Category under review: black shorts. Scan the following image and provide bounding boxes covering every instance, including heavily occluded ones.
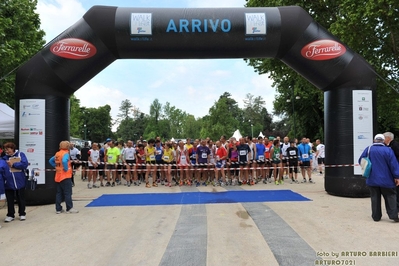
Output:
[282,159,288,164]
[256,159,265,165]
[272,160,281,165]
[107,164,116,170]
[289,166,298,173]
[317,158,325,165]
[301,161,311,168]
[238,161,247,166]
[156,160,164,165]
[197,164,207,169]
[126,160,136,166]
[81,161,89,168]
[98,163,105,176]
[230,161,239,168]
[147,160,156,165]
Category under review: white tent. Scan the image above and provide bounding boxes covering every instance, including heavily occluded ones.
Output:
[258,131,265,138]
[0,103,14,139]
[231,129,242,140]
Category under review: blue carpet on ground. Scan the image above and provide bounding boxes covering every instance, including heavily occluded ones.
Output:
[86,190,311,207]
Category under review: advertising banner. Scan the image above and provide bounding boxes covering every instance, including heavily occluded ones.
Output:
[19,99,46,184]
[353,91,373,175]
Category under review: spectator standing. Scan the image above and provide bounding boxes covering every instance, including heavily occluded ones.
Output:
[383,132,399,209]
[359,134,399,222]
[49,141,79,214]
[2,142,29,222]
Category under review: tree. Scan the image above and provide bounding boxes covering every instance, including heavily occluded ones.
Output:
[0,0,45,107]
[163,102,187,139]
[149,98,162,124]
[117,99,133,121]
[246,0,399,138]
[203,95,241,141]
[84,105,113,143]
[242,93,272,137]
[69,95,83,138]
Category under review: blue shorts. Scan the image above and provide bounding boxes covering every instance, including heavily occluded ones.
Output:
[216,160,226,169]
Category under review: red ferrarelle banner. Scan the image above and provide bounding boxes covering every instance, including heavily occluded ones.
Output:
[301,39,346,61]
[50,38,97,59]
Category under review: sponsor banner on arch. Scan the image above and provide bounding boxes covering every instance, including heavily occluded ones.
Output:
[19,99,45,184]
[352,91,373,175]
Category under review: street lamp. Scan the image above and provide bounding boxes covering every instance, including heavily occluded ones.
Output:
[287,94,300,140]
[83,124,87,141]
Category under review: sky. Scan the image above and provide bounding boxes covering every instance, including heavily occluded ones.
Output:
[36,0,276,129]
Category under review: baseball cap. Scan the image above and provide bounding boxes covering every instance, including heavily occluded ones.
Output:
[374,134,385,141]
[106,138,111,142]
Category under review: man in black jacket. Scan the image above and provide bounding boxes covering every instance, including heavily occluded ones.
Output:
[384,132,399,208]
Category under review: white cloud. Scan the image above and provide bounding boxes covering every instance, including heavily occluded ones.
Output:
[37,0,86,42]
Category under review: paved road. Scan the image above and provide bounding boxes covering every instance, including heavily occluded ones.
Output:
[1,174,399,266]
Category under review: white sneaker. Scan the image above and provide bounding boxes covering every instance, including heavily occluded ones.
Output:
[20,216,26,221]
[56,209,65,214]
[66,208,79,214]
[4,216,14,222]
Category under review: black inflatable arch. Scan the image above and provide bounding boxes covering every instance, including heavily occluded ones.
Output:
[15,6,376,205]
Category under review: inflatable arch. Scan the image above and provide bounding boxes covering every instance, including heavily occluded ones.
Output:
[15,6,376,205]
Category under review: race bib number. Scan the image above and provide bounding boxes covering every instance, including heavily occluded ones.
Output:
[239,150,247,156]
[108,155,113,160]
[265,148,269,152]
[181,155,186,161]
[163,156,169,160]
[302,154,309,159]
[126,151,134,159]
[289,150,296,156]
[216,155,220,161]
[202,153,207,159]
[275,154,280,159]
[150,155,155,160]
[258,155,264,160]
[156,150,162,155]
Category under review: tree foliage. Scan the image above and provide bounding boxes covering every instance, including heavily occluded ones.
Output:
[246,0,399,138]
[0,0,45,108]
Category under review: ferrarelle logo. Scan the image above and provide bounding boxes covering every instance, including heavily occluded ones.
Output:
[301,40,346,60]
[50,38,97,59]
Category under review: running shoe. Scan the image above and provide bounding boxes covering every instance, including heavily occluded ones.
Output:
[111,182,115,187]
[153,182,158,187]
[202,182,207,186]
[309,179,315,183]
[146,183,151,188]
[179,180,183,186]
[275,180,279,185]
[301,179,307,183]
[279,180,284,185]
[196,182,200,187]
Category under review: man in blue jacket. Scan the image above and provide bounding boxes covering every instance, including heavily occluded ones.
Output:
[359,134,399,222]
[2,142,29,222]
[0,159,6,228]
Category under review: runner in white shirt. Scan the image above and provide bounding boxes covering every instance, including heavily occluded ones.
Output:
[280,136,290,180]
[87,143,100,189]
[316,139,325,175]
[123,140,137,187]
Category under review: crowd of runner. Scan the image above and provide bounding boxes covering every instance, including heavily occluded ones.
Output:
[70,135,325,189]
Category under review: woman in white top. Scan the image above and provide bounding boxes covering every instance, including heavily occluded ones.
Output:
[177,141,190,186]
[88,143,100,188]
